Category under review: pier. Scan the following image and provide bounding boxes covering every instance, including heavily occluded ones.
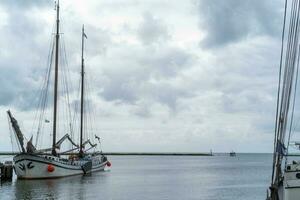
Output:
[0,161,13,181]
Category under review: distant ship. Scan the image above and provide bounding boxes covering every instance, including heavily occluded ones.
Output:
[7,1,110,179]
[267,0,300,199]
[229,151,236,157]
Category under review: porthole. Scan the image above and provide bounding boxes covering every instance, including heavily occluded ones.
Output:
[296,173,300,179]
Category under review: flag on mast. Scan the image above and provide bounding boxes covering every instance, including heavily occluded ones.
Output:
[83,32,87,39]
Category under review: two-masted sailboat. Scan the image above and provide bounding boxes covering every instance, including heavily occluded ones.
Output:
[267,0,300,199]
[7,1,110,179]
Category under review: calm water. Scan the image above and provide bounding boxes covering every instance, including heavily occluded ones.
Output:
[0,154,272,200]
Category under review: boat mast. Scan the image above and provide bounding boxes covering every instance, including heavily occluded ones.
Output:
[52,0,60,156]
[269,1,299,199]
[79,25,86,156]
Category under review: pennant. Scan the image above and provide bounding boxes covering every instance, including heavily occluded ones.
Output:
[83,32,88,39]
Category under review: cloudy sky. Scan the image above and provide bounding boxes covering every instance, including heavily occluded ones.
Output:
[0,0,292,153]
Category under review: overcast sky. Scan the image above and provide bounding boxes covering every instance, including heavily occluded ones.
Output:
[0,0,291,153]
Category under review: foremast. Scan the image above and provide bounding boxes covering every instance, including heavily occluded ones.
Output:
[52,0,60,156]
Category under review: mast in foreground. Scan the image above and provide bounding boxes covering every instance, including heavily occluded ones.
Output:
[268,0,300,199]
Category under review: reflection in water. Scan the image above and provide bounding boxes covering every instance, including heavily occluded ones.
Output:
[13,172,109,200]
[15,178,60,199]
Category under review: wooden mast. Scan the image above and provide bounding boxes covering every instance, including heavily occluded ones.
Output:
[79,25,86,156]
[52,0,60,156]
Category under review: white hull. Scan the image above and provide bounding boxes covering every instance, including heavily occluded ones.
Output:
[284,188,300,200]
[270,162,300,200]
[283,170,300,200]
[13,153,107,179]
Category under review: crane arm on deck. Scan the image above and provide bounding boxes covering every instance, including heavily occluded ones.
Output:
[7,110,26,153]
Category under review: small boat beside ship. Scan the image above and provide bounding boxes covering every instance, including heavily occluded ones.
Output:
[7,1,110,179]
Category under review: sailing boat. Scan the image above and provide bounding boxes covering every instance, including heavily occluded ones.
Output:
[267,0,300,199]
[7,1,110,179]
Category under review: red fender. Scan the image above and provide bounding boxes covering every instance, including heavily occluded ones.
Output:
[106,161,111,167]
[47,164,55,172]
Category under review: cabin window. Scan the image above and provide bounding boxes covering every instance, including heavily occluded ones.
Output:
[296,173,300,179]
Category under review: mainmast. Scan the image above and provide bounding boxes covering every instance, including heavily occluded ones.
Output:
[52,0,60,156]
[79,25,86,156]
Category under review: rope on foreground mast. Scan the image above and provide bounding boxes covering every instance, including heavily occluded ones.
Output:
[285,43,300,166]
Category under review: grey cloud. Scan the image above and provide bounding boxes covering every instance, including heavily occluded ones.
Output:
[0,2,77,110]
[221,90,274,114]
[139,47,194,78]
[1,0,50,9]
[98,46,195,113]
[146,83,192,111]
[0,67,20,105]
[201,35,281,115]
[137,12,170,45]
[131,101,152,118]
[100,78,138,103]
[0,9,49,109]
[61,20,112,62]
[0,65,40,110]
[196,0,282,48]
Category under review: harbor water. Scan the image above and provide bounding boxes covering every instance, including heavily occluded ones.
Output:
[0,154,272,200]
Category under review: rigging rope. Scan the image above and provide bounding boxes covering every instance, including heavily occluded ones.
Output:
[272,0,300,190]
[272,0,288,184]
[31,22,56,148]
[285,43,300,167]
[61,35,74,139]
[35,37,55,147]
